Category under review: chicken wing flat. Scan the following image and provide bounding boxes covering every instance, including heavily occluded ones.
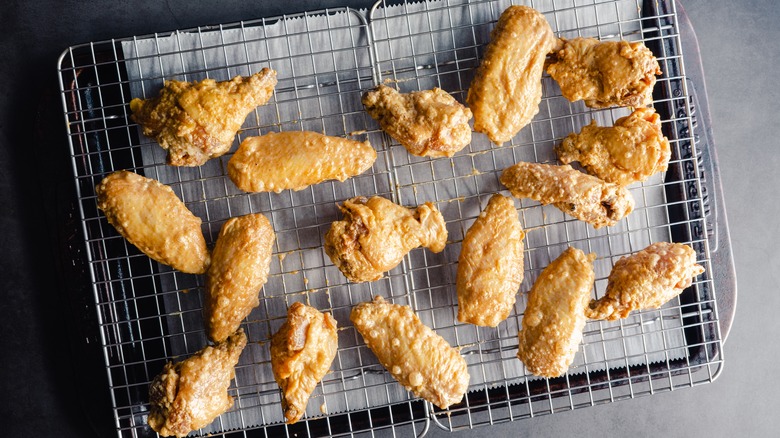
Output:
[270,302,339,424]
[351,296,469,409]
[556,107,671,186]
[457,194,525,327]
[95,170,209,274]
[466,5,556,145]
[546,38,662,108]
[324,196,447,283]
[500,162,634,228]
[148,329,247,437]
[517,247,595,378]
[227,131,376,193]
[130,69,277,166]
[586,242,705,320]
[362,85,472,158]
[205,213,275,343]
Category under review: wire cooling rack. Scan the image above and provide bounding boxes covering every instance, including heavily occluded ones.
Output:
[57,0,723,437]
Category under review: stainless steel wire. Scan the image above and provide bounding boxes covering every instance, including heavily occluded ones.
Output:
[57,1,722,437]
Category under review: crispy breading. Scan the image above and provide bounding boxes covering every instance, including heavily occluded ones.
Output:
[95,170,209,274]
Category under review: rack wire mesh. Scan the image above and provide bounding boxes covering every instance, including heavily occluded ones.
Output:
[57,0,723,437]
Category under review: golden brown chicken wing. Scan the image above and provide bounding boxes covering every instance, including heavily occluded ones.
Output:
[517,247,595,378]
[324,196,447,283]
[556,107,671,186]
[205,213,275,343]
[270,302,339,424]
[362,85,472,157]
[586,242,705,320]
[351,296,469,409]
[546,38,662,108]
[466,5,556,145]
[456,194,525,327]
[148,329,247,437]
[130,69,277,166]
[227,131,376,193]
[95,170,209,274]
[500,162,634,228]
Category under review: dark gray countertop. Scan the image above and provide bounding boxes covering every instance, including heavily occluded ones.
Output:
[1,0,776,436]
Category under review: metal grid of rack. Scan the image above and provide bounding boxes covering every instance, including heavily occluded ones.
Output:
[57,0,722,436]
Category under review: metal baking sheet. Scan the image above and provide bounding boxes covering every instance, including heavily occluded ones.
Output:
[57,0,723,436]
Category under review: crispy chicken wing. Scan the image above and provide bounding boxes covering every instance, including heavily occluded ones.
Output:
[362,85,472,157]
[130,69,277,166]
[227,131,376,193]
[500,162,634,228]
[586,242,705,320]
[205,213,275,343]
[324,196,447,283]
[270,302,339,424]
[517,247,595,378]
[351,296,469,409]
[556,107,671,186]
[546,38,662,108]
[457,195,525,327]
[95,170,209,274]
[467,5,556,145]
[148,329,247,437]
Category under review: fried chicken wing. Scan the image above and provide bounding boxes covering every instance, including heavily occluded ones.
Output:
[546,38,662,108]
[227,131,376,193]
[270,302,339,424]
[556,107,671,186]
[517,247,595,378]
[351,296,469,409]
[95,170,209,274]
[324,196,447,283]
[362,85,472,157]
[130,69,277,166]
[467,5,556,145]
[586,242,705,320]
[148,329,247,437]
[205,213,275,343]
[500,162,634,228]
[456,195,525,327]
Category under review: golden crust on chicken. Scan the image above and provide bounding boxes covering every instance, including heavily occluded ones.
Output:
[130,69,277,166]
[556,107,670,186]
[546,38,661,108]
[586,242,705,320]
[467,5,556,145]
[457,194,525,327]
[362,85,472,157]
[517,247,595,378]
[95,170,210,274]
[271,303,338,424]
[351,296,469,409]
[205,213,275,343]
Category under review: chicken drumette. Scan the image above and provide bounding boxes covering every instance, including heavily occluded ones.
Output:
[148,329,247,437]
[467,5,556,145]
[95,170,210,274]
[546,38,662,109]
[586,242,705,320]
[351,296,470,409]
[130,69,277,166]
[517,247,595,378]
[227,131,376,193]
[500,162,634,228]
[324,196,447,283]
[457,194,526,327]
[556,107,670,186]
[362,84,472,158]
[205,213,275,343]
[271,302,339,424]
